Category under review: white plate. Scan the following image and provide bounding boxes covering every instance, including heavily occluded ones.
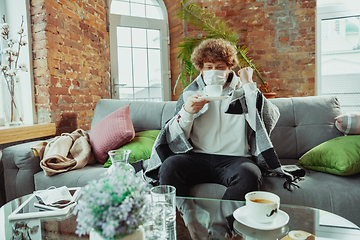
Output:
[233,221,289,239]
[199,96,229,101]
[233,206,289,230]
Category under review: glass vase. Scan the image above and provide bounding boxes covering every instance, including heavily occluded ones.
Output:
[2,77,24,126]
[107,149,135,174]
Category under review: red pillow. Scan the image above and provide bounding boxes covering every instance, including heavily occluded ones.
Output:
[90,105,135,164]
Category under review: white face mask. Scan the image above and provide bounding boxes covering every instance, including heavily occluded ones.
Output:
[202,70,227,86]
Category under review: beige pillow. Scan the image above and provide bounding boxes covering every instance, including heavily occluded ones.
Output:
[335,113,360,135]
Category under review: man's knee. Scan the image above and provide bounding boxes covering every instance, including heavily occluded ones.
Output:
[159,155,187,183]
[160,155,180,173]
[242,162,262,180]
[231,161,262,186]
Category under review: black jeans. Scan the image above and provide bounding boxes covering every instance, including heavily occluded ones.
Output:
[159,152,262,201]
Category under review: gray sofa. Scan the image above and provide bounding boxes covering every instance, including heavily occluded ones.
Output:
[3,95,360,226]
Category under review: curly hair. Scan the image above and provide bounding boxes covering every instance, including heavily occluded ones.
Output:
[190,38,239,71]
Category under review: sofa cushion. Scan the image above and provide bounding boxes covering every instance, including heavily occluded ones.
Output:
[91,100,177,132]
[90,106,135,164]
[34,165,106,190]
[103,130,160,166]
[261,167,360,227]
[2,141,44,201]
[335,113,360,135]
[296,135,360,176]
[269,96,343,159]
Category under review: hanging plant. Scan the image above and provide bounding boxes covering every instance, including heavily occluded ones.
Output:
[174,0,270,95]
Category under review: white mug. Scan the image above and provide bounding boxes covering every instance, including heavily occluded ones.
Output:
[245,191,280,223]
[203,85,222,96]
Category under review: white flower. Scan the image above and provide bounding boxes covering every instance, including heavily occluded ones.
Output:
[7,39,15,48]
[1,23,9,30]
[7,69,17,76]
[0,65,9,72]
[19,40,27,47]
[3,48,11,55]
[11,50,18,57]
[19,64,28,72]
[1,23,9,36]
[2,48,17,58]
[17,27,24,34]
[74,168,151,238]
[1,16,27,108]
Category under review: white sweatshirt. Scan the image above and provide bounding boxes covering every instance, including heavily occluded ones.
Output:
[178,81,257,157]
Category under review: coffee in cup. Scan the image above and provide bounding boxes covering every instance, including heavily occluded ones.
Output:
[245,191,280,223]
[204,85,222,97]
[251,199,274,204]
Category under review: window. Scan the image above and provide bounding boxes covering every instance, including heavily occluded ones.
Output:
[0,0,35,125]
[317,0,360,113]
[111,0,164,19]
[109,0,170,102]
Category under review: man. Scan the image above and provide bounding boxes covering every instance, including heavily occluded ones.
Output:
[141,38,284,239]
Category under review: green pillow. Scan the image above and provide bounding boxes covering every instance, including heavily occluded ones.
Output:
[103,130,160,168]
[297,135,360,176]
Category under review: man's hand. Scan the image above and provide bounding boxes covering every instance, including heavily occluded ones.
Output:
[184,94,209,114]
[238,67,253,84]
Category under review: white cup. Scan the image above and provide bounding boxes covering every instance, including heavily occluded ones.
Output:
[245,191,280,223]
[204,85,222,96]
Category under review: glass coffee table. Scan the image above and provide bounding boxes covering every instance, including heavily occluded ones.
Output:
[1,194,359,240]
[176,197,360,240]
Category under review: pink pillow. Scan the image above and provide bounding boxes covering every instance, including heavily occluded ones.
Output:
[335,113,360,135]
[90,106,135,164]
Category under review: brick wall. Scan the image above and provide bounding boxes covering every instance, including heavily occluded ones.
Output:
[28,0,315,134]
[31,0,110,135]
[170,0,316,98]
[164,0,185,100]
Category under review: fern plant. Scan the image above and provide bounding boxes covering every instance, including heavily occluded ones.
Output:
[174,0,268,94]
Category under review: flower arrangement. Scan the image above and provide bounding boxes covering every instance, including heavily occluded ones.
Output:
[74,167,151,239]
[1,15,27,124]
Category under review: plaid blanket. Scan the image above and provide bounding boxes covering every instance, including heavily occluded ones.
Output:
[138,73,294,186]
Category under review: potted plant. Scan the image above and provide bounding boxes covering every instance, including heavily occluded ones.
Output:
[74,166,151,240]
[1,15,28,126]
[174,0,276,98]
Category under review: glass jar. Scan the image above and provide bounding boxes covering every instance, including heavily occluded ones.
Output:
[107,149,135,174]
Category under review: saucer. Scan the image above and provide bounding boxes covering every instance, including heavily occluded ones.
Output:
[199,96,229,101]
[233,206,289,230]
[233,221,289,239]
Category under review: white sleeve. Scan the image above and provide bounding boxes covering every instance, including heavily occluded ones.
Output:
[178,105,194,139]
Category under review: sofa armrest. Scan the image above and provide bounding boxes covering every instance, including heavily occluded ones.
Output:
[2,141,43,202]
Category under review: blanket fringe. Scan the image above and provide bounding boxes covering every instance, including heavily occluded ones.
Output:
[283,176,304,191]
